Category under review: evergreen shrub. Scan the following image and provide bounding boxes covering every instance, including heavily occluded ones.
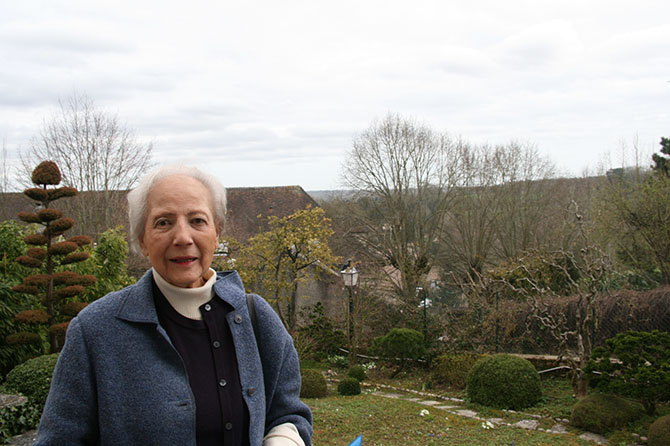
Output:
[347,365,366,382]
[432,352,483,389]
[570,393,643,434]
[648,414,670,446]
[0,400,40,441]
[466,353,542,410]
[370,328,425,365]
[337,377,361,396]
[5,353,59,408]
[300,369,327,398]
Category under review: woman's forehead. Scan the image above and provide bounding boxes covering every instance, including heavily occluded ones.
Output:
[146,175,214,214]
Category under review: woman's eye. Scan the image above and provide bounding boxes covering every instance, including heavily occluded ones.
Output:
[192,217,206,225]
[155,219,170,227]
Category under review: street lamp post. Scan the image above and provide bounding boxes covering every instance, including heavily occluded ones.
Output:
[341,263,359,365]
[416,286,426,343]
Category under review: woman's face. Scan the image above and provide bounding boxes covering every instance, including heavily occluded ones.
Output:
[139,174,219,288]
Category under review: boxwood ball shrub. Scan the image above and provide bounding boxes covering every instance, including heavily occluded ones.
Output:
[570,393,643,434]
[648,414,670,446]
[347,365,366,382]
[466,353,542,410]
[300,369,328,398]
[5,353,59,408]
[338,377,361,396]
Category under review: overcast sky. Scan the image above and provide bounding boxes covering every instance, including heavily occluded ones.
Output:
[1,0,668,191]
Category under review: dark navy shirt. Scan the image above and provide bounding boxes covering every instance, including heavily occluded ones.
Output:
[153,281,250,446]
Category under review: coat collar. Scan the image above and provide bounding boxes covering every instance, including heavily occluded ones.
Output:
[116,269,247,324]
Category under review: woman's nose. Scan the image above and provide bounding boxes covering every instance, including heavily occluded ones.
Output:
[173,220,193,245]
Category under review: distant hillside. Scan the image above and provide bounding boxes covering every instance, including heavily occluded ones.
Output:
[306,190,356,202]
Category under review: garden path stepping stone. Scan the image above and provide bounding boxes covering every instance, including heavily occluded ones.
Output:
[373,392,403,399]
[579,432,608,445]
[434,405,456,410]
[548,424,569,434]
[453,409,479,418]
[418,400,441,406]
[514,419,540,430]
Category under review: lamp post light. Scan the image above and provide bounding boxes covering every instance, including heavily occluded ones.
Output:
[341,263,359,365]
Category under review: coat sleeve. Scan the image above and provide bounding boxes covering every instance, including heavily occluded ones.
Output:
[254,296,313,446]
[34,317,99,445]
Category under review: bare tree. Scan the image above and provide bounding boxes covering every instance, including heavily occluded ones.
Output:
[21,94,153,238]
[478,204,614,397]
[439,142,556,281]
[341,114,465,305]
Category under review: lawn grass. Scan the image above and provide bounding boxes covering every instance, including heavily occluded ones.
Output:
[305,365,669,445]
[307,392,593,446]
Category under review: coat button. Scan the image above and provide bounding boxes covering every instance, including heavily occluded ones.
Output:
[219,379,227,387]
[225,422,233,430]
[234,314,243,324]
[204,304,212,312]
[212,340,221,348]
[248,387,256,396]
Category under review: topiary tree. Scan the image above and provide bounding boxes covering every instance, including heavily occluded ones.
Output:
[586,330,670,415]
[347,365,366,382]
[466,353,542,410]
[8,161,95,353]
[370,328,425,376]
[300,369,328,398]
[648,414,670,446]
[337,377,361,396]
[570,393,643,434]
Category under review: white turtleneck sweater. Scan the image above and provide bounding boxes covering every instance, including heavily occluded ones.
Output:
[150,268,305,446]
[152,268,216,320]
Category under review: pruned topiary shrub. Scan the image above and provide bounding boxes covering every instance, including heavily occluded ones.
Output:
[300,369,328,398]
[338,377,361,396]
[370,328,425,376]
[570,393,644,434]
[348,365,366,382]
[432,352,483,389]
[648,414,670,446]
[466,353,542,410]
[5,353,59,409]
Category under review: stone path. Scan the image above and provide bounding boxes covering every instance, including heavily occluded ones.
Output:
[365,383,612,445]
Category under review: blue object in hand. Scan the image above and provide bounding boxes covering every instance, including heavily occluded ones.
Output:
[348,435,362,446]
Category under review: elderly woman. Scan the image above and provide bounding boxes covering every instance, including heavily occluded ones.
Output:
[35,165,313,446]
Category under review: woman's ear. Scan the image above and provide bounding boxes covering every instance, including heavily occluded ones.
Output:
[139,235,149,257]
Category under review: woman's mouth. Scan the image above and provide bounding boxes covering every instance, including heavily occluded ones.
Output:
[171,257,197,264]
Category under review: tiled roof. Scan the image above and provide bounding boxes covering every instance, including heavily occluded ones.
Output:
[225,186,320,241]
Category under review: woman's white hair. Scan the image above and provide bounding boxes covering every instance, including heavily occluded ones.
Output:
[127,164,227,254]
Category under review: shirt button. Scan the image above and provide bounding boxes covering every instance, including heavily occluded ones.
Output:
[225,422,233,431]
[248,387,256,396]
[212,340,221,348]
[204,304,212,311]
[219,379,227,387]
[234,314,243,324]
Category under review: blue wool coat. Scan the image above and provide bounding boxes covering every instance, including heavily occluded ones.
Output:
[34,270,313,446]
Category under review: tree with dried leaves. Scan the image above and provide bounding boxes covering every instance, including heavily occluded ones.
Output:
[21,94,153,238]
[235,206,338,332]
[9,161,95,353]
[340,114,465,306]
